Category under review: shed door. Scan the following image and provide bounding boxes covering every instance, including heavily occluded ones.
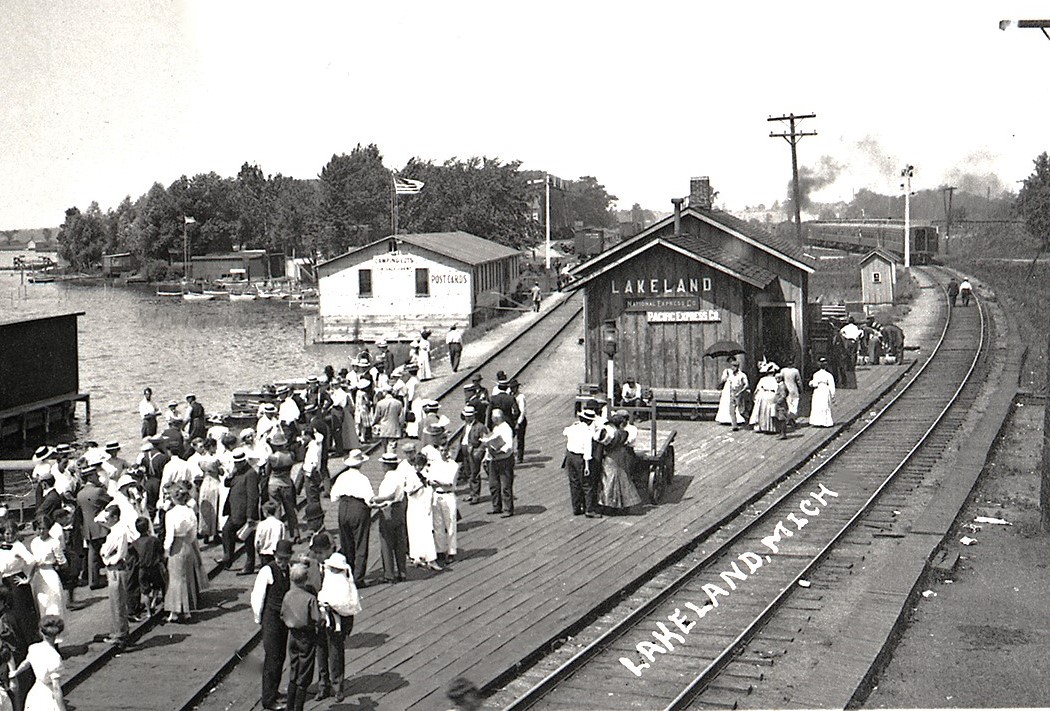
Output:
[759,304,795,366]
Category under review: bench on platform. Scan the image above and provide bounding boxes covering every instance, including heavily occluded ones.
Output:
[648,387,720,420]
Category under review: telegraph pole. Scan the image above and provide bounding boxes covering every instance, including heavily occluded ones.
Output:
[768,113,817,248]
[900,165,914,268]
[941,185,956,256]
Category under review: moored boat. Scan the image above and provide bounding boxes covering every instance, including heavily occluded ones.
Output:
[182,292,215,302]
[229,292,257,302]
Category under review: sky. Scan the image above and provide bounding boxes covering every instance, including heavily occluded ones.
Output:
[2,0,1050,229]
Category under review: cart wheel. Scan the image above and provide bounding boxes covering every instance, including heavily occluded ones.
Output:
[648,463,665,505]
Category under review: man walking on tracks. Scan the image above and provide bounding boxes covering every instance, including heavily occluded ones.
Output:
[947,277,960,307]
[445,324,463,372]
[959,278,973,306]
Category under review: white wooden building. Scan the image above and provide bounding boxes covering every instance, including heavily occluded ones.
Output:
[316,231,521,343]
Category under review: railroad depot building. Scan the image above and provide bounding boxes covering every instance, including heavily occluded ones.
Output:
[316,231,520,342]
[570,177,814,391]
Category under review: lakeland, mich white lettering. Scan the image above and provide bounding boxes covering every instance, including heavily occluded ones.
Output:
[618,483,839,677]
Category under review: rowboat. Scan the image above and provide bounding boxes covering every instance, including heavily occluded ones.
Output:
[156,289,182,297]
[182,292,214,302]
[203,289,230,298]
[229,292,257,302]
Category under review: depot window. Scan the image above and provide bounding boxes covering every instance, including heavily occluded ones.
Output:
[415,268,430,296]
[358,269,373,297]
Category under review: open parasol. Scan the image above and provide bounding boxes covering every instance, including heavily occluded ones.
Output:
[704,340,745,358]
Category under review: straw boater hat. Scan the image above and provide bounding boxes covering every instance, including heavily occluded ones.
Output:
[185,393,196,401]
[380,452,400,466]
[344,449,369,467]
[104,441,121,453]
[579,408,596,422]
[231,448,248,463]
[422,400,440,413]
[462,404,477,418]
[423,422,447,438]
[306,376,319,384]
[262,403,278,414]
[32,446,54,463]
[55,443,74,457]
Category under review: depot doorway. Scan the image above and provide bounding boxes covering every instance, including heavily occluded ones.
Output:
[759,303,796,366]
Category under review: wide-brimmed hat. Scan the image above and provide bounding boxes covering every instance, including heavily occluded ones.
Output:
[344,449,369,467]
[167,400,179,408]
[231,448,248,463]
[323,551,351,572]
[116,474,137,490]
[104,440,121,453]
[185,393,196,401]
[380,452,400,465]
[32,446,54,462]
[356,379,372,389]
[269,430,289,447]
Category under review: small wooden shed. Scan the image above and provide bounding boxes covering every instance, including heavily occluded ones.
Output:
[859,249,897,305]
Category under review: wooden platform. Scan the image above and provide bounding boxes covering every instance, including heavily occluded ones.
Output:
[61,305,919,711]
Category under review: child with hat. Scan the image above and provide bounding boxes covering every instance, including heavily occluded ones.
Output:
[280,562,323,711]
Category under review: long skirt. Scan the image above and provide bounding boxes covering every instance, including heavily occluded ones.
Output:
[598,449,643,510]
[810,387,834,427]
[715,384,745,425]
[164,534,205,614]
[406,488,436,564]
[341,412,360,451]
[31,566,64,619]
[749,392,778,433]
[198,475,222,538]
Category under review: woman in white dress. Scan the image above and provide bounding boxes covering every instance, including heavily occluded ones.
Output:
[749,362,780,434]
[30,515,65,620]
[403,453,441,571]
[809,357,836,427]
[416,330,433,380]
[715,357,749,429]
[13,615,65,711]
[164,485,205,622]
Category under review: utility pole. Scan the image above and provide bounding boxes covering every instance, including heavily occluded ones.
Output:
[768,113,817,248]
[941,185,956,256]
[545,174,552,270]
[900,165,915,269]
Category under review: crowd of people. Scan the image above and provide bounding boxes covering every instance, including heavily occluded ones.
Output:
[0,330,534,710]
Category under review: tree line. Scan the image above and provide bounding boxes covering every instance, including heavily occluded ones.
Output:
[56,143,617,277]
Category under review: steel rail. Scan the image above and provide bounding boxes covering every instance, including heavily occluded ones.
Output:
[502,270,973,711]
[664,277,985,710]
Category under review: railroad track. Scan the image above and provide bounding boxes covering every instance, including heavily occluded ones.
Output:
[496,272,986,711]
[60,293,583,711]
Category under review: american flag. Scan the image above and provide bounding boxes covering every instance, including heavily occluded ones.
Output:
[393,176,424,195]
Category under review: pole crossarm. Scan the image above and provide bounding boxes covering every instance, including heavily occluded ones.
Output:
[767,112,818,248]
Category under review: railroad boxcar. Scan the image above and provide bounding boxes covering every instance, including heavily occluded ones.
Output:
[803,220,939,264]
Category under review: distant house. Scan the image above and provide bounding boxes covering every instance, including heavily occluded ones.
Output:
[0,227,61,268]
[189,250,269,282]
[316,231,520,343]
[102,252,136,277]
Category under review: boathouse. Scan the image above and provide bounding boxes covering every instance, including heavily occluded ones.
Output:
[569,177,814,391]
[189,250,269,282]
[0,312,89,445]
[316,232,520,342]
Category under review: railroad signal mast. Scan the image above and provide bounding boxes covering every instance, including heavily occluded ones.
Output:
[900,165,915,269]
[768,112,817,248]
[941,185,956,257]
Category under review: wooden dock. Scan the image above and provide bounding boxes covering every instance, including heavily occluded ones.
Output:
[58,310,920,711]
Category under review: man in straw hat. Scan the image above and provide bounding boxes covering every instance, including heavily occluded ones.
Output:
[266,430,300,543]
[330,449,375,587]
[419,401,450,449]
[563,408,601,517]
[481,408,516,517]
[447,404,489,505]
[77,464,112,589]
[420,423,458,564]
[372,452,408,583]
[221,448,260,574]
[445,324,463,372]
[257,402,280,442]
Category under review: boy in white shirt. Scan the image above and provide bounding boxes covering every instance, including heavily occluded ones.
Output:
[255,501,287,567]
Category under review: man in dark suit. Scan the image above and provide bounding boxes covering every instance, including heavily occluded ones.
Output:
[36,469,63,523]
[486,376,520,431]
[77,467,112,589]
[185,393,207,443]
[447,405,490,504]
[222,448,260,575]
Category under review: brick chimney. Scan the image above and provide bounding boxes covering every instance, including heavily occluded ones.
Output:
[690,176,712,210]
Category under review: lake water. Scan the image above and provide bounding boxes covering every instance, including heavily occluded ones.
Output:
[1,272,355,454]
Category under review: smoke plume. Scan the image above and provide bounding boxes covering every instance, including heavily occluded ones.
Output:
[789,155,843,212]
[854,135,900,180]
